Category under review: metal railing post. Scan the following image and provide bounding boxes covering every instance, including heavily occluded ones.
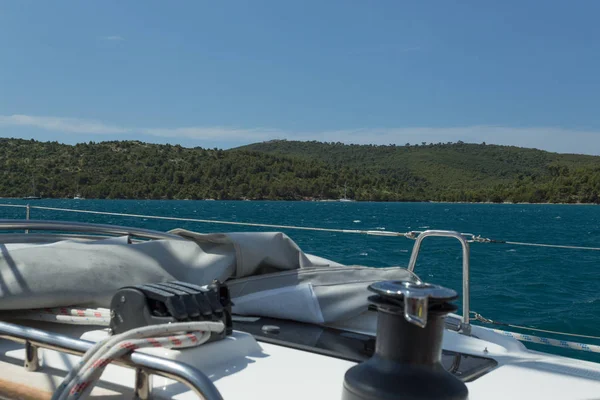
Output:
[24,341,39,371]
[25,204,30,233]
[0,220,186,241]
[407,230,471,335]
[135,368,152,400]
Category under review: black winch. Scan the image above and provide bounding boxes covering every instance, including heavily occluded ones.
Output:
[109,280,232,341]
[342,280,468,400]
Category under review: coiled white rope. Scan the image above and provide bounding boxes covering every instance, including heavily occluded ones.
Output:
[52,321,225,400]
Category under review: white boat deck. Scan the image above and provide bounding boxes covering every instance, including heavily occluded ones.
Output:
[1,318,599,400]
[0,216,598,399]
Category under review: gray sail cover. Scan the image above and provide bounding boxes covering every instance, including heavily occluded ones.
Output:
[0,230,418,324]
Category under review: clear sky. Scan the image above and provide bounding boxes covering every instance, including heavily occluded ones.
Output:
[1,1,600,154]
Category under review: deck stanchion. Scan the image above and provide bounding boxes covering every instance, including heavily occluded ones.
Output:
[25,204,30,233]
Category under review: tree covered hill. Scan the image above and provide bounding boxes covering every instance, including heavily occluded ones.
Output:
[1,137,599,203]
[237,140,600,203]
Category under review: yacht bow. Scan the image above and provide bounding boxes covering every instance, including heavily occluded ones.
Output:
[0,206,598,399]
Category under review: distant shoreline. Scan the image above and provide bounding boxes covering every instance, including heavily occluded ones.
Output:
[0,197,597,205]
[4,138,600,204]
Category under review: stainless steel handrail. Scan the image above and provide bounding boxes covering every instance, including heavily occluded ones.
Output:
[0,219,186,241]
[407,230,471,335]
[0,320,223,400]
[0,233,142,244]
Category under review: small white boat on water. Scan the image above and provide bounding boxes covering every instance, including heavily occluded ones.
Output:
[339,182,356,202]
[0,204,598,400]
[22,177,41,200]
[73,183,84,200]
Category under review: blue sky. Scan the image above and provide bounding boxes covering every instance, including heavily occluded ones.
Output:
[1,1,600,154]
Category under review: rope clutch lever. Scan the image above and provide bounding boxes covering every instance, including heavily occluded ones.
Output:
[109,280,232,341]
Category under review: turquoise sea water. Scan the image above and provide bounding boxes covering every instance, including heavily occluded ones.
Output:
[1,199,599,362]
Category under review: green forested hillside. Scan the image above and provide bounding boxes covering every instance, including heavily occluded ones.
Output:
[1,138,600,203]
[238,140,600,203]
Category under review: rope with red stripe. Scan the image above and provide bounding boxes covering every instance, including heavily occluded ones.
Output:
[69,332,208,399]
[11,307,111,326]
[52,321,225,400]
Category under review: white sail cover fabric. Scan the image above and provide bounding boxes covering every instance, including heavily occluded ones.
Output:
[0,229,418,324]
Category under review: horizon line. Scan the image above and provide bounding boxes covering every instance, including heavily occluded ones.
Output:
[1,114,599,156]
[0,135,597,157]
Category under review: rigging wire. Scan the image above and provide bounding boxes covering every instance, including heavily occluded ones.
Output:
[1,203,600,250]
[2,203,600,353]
[471,312,600,341]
